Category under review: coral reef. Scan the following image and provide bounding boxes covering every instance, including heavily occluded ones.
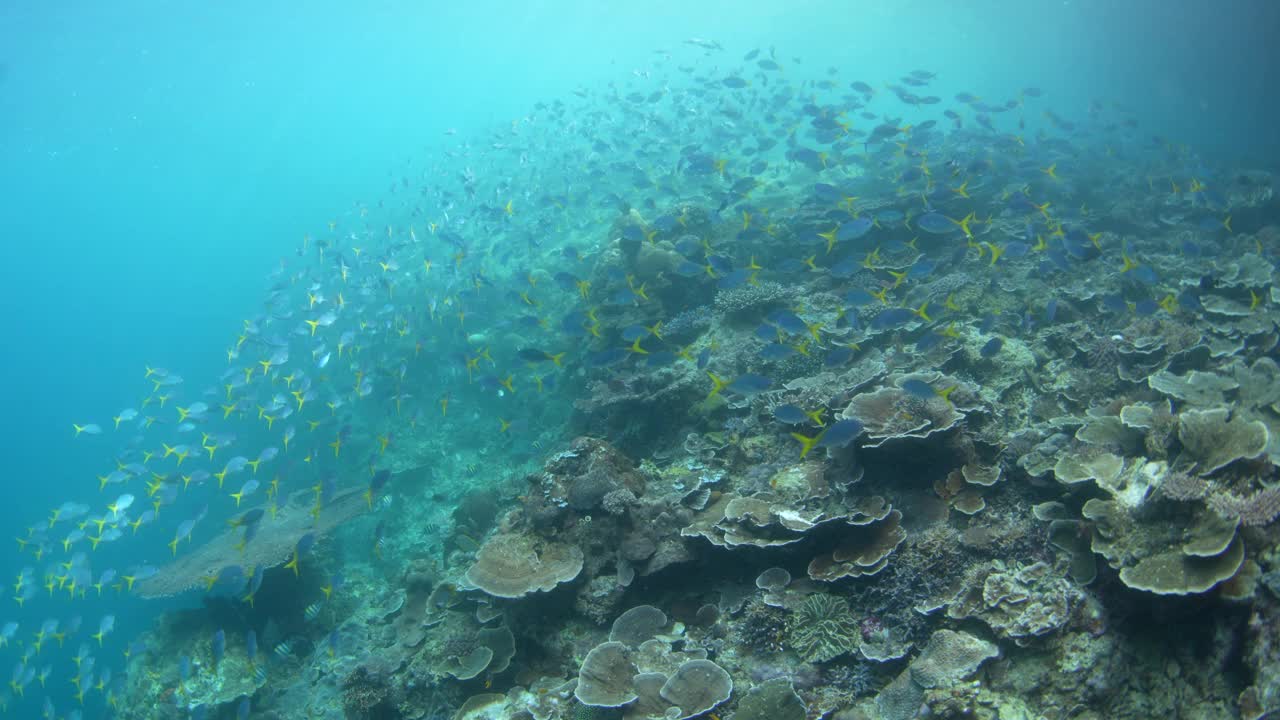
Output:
[104,134,1280,720]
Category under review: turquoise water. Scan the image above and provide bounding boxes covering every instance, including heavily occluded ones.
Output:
[2,1,1279,718]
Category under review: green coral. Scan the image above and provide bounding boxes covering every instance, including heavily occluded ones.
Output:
[733,678,806,720]
[786,593,859,663]
[573,703,622,720]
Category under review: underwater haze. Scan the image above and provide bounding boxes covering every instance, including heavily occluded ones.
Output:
[2,1,1280,718]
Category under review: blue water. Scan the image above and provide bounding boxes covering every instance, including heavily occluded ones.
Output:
[1,0,1278,716]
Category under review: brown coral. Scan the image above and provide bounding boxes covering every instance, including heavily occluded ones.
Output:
[464,532,584,599]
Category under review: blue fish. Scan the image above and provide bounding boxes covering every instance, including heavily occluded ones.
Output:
[1045,249,1071,271]
[590,348,628,367]
[1197,216,1227,232]
[1004,242,1030,258]
[824,345,855,367]
[728,374,773,394]
[653,215,678,232]
[1134,298,1159,316]
[980,337,1003,358]
[621,325,649,342]
[560,311,590,336]
[1101,294,1127,313]
[697,348,712,369]
[754,324,780,341]
[837,217,873,242]
[768,310,807,335]
[831,256,861,278]
[871,307,914,329]
[908,260,936,279]
[707,255,734,275]
[212,629,225,666]
[1177,290,1203,312]
[647,351,677,367]
[1044,299,1058,323]
[791,147,827,171]
[675,260,705,278]
[1130,266,1158,285]
[916,332,945,352]
[1062,230,1100,260]
[295,533,317,556]
[817,419,864,448]
[674,236,702,257]
[814,183,842,203]
[717,268,752,289]
[844,289,876,306]
[776,258,807,274]
[760,343,797,361]
[608,289,639,306]
[210,565,248,595]
[773,404,810,424]
[916,212,957,234]
[553,272,579,292]
[901,379,936,399]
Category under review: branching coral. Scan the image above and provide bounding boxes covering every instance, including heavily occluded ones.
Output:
[1207,487,1280,527]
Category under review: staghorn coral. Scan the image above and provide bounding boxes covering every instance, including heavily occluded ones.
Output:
[1161,468,1212,501]
[713,281,791,320]
[342,667,399,720]
[663,305,712,342]
[1086,334,1121,371]
[1207,486,1280,527]
[731,600,787,653]
[601,488,637,515]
